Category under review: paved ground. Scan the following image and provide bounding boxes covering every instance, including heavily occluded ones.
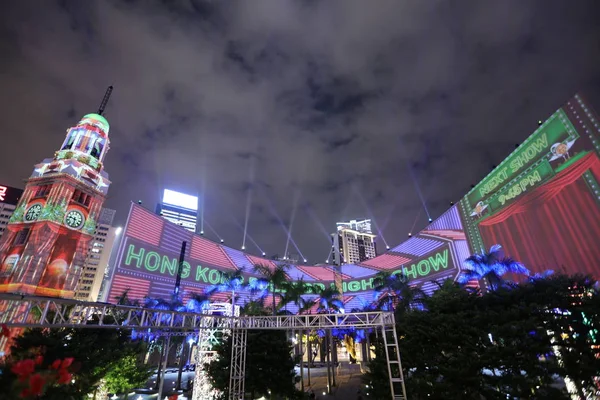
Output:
[300,363,365,399]
[113,365,365,399]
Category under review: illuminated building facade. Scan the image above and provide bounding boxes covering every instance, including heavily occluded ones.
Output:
[0,185,24,240]
[156,189,199,233]
[74,208,119,301]
[332,219,377,265]
[0,109,112,298]
[105,93,600,312]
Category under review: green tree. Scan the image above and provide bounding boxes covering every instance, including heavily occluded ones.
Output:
[362,340,392,399]
[206,330,300,400]
[103,353,153,398]
[0,319,147,399]
[526,275,600,398]
[366,275,600,399]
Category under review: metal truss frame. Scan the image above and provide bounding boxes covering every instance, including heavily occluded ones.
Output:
[0,294,406,400]
[229,327,247,400]
[192,302,240,400]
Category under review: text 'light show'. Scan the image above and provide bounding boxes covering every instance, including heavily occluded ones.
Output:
[106,94,600,310]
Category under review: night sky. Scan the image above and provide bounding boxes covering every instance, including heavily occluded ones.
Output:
[1,0,599,264]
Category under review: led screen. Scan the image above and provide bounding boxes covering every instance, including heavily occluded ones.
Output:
[458,94,600,278]
[106,202,470,312]
[162,189,198,211]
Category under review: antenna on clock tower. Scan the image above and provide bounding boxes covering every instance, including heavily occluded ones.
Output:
[98,86,113,116]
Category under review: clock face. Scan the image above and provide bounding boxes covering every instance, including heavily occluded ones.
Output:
[24,204,43,222]
[64,210,85,230]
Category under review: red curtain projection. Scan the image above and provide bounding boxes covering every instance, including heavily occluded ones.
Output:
[37,232,78,293]
[478,153,600,277]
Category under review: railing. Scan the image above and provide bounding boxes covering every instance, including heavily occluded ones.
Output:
[0,293,394,331]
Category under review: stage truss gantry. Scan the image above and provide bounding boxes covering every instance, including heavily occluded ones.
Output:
[0,294,407,400]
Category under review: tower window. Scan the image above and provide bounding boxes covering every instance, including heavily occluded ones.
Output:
[33,185,51,198]
[62,132,77,150]
[72,189,91,207]
[14,228,31,245]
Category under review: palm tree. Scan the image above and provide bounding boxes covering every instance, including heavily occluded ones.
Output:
[174,292,211,390]
[142,294,186,392]
[206,269,246,313]
[281,278,312,314]
[313,285,344,313]
[373,271,425,313]
[253,263,290,315]
[279,278,312,390]
[458,244,530,291]
[312,284,343,392]
[114,289,139,306]
[241,298,270,316]
[351,297,377,363]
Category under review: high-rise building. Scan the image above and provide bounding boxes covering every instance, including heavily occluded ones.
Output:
[336,219,373,234]
[0,92,113,298]
[0,185,24,240]
[332,219,377,265]
[74,208,119,301]
[155,189,198,233]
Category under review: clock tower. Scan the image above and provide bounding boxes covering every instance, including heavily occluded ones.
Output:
[0,88,113,298]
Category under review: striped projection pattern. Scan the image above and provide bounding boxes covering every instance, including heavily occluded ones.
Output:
[106,202,469,308]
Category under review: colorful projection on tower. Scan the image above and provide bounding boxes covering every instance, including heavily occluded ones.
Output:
[106,93,600,310]
[0,112,111,298]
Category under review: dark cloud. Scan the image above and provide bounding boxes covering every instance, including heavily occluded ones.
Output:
[0,0,599,263]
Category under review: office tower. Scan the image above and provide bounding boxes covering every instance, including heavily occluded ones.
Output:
[0,185,24,240]
[332,219,377,265]
[155,189,198,233]
[75,208,120,301]
[0,90,113,298]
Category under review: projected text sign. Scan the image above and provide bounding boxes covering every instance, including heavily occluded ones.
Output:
[119,238,453,294]
[466,112,577,208]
